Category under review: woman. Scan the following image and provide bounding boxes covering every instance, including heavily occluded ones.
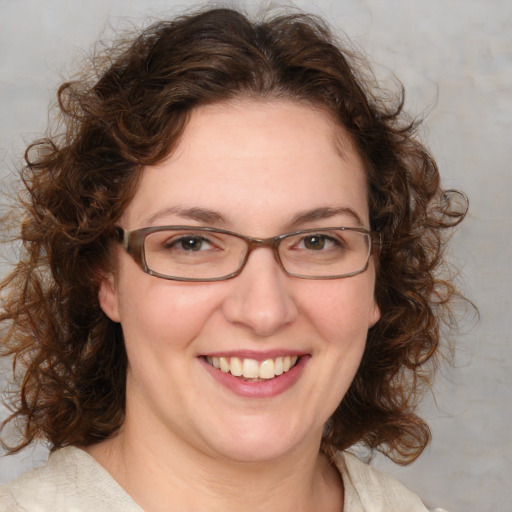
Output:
[0,7,467,511]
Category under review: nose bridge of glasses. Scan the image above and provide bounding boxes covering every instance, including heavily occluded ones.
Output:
[241,235,286,271]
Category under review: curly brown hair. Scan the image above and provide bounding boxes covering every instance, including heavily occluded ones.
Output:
[0,7,467,464]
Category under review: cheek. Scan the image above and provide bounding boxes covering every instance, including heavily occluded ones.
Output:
[117,275,224,351]
[298,276,377,340]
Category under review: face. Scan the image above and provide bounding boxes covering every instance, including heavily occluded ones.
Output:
[99,99,380,464]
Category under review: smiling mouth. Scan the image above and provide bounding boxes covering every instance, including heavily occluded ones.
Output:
[205,355,300,381]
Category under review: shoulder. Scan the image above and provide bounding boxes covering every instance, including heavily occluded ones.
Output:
[334,451,450,512]
[0,446,141,512]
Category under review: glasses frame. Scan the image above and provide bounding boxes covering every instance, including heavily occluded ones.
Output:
[114,225,381,282]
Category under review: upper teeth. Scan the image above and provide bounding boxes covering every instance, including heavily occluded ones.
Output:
[205,356,299,379]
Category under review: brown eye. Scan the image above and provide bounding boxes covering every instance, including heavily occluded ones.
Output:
[165,236,212,251]
[180,236,206,251]
[303,235,327,250]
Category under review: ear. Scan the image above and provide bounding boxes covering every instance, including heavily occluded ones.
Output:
[368,299,380,328]
[98,272,121,322]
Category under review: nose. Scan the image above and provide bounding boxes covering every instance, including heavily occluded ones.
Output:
[221,247,299,337]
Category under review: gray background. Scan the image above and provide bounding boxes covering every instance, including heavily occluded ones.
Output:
[0,1,510,510]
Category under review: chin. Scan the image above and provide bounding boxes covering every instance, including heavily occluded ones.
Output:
[200,419,320,465]
[214,442,296,464]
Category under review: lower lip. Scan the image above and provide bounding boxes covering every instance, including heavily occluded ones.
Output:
[200,356,309,399]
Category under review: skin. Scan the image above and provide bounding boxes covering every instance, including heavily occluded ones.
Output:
[92,98,380,512]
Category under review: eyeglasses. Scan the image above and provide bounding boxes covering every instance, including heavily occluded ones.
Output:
[114,225,380,281]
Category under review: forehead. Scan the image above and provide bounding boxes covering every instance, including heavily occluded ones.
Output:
[182,98,350,162]
[121,98,370,232]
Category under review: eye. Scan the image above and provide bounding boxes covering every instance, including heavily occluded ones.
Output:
[298,234,339,251]
[166,235,214,252]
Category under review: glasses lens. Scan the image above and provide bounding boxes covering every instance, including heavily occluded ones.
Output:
[278,229,371,278]
[143,228,246,280]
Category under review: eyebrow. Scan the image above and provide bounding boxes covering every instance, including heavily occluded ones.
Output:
[144,206,228,226]
[144,205,365,229]
[288,206,365,228]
